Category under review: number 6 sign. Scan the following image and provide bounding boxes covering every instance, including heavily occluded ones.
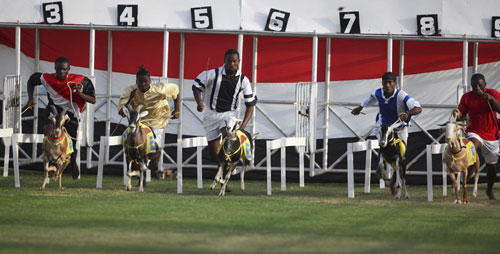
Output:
[265,8,290,32]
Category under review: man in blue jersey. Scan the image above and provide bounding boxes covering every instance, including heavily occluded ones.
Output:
[351,72,422,190]
[351,72,422,144]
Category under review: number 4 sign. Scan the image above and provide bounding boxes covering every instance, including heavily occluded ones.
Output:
[117,5,138,27]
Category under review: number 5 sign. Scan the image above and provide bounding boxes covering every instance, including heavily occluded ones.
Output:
[117,5,138,26]
[191,7,213,29]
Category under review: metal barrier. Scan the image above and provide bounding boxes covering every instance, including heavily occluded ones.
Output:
[426,143,449,202]
[295,82,319,176]
[176,136,208,193]
[266,137,306,196]
[2,75,22,132]
[1,128,13,177]
[346,139,383,198]
[11,133,44,187]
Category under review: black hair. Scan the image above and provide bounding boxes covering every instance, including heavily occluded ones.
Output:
[136,65,151,78]
[224,49,239,60]
[471,73,486,84]
[382,72,397,81]
[55,56,70,65]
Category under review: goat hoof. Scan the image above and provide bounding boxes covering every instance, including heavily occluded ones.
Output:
[473,192,478,197]
[454,199,462,204]
[126,184,132,191]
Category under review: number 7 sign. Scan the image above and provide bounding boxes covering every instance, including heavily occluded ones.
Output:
[339,12,360,34]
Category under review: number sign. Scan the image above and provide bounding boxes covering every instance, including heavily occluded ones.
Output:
[339,11,360,34]
[417,14,438,36]
[265,8,290,32]
[118,5,138,26]
[191,6,213,29]
[42,1,64,24]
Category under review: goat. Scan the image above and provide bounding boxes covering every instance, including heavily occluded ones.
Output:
[41,106,73,190]
[377,120,409,199]
[121,104,160,192]
[440,116,480,204]
[210,117,254,196]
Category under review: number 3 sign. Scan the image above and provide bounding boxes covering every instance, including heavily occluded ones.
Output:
[42,1,64,24]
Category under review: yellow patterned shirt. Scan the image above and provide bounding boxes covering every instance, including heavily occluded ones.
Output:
[118,83,179,129]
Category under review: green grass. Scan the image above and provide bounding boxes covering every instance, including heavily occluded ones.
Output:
[1,169,500,254]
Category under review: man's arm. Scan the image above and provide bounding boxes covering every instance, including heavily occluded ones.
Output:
[192,87,205,112]
[351,90,377,116]
[24,73,42,110]
[483,91,500,113]
[240,105,254,130]
[75,77,96,104]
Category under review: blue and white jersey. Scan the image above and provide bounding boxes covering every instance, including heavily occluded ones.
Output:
[360,88,420,129]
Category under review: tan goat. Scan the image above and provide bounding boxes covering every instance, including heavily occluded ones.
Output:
[41,106,73,190]
[441,116,480,204]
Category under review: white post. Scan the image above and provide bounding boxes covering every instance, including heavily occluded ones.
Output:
[310,32,318,174]
[280,138,286,191]
[387,34,393,72]
[426,145,433,202]
[33,28,40,161]
[398,40,404,90]
[473,42,478,74]
[197,146,203,189]
[299,146,304,187]
[105,31,112,163]
[162,25,169,80]
[177,33,185,194]
[15,22,20,76]
[251,36,258,168]
[238,33,244,71]
[462,39,468,93]
[323,38,331,171]
[347,143,354,198]
[86,24,96,170]
[364,141,372,193]
[266,141,272,196]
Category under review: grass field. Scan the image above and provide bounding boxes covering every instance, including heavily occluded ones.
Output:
[1,169,500,254]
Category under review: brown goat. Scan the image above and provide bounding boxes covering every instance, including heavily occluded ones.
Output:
[441,116,480,204]
[41,106,73,190]
[122,104,160,192]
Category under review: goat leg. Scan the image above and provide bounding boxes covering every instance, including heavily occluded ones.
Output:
[138,165,145,192]
[41,160,49,190]
[472,159,480,198]
[210,164,224,190]
[126,161,133,191]
[219,165,234,196]
[394,162,402,200]
[450,172,461,204]
[462,170,469,204]
[240,162,247,191]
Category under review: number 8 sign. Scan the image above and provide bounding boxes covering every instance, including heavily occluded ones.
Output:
[417,14,438,36]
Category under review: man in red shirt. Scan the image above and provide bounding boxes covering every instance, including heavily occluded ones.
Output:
[24,57,96,179]
[454,73,500,200]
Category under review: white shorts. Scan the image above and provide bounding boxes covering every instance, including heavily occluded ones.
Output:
[152,128,164,148]
[374,126,408,145]
[203,110,239,141]
[466,132,499,164]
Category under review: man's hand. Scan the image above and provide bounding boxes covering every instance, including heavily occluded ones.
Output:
[351,106,363,115]
[197,102,205,112]
[171,109,180,119]
[452,108,461,119]
[73,82,83,94]
[129,89,137,102]
[399,112,409,122]
[22,98,35,112]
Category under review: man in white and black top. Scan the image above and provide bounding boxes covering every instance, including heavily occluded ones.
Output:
[192,49,257,162]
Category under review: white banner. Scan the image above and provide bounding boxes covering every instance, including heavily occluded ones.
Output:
[0,0,500,37]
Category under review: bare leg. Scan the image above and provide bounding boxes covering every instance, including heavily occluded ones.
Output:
[486,164,497,200]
